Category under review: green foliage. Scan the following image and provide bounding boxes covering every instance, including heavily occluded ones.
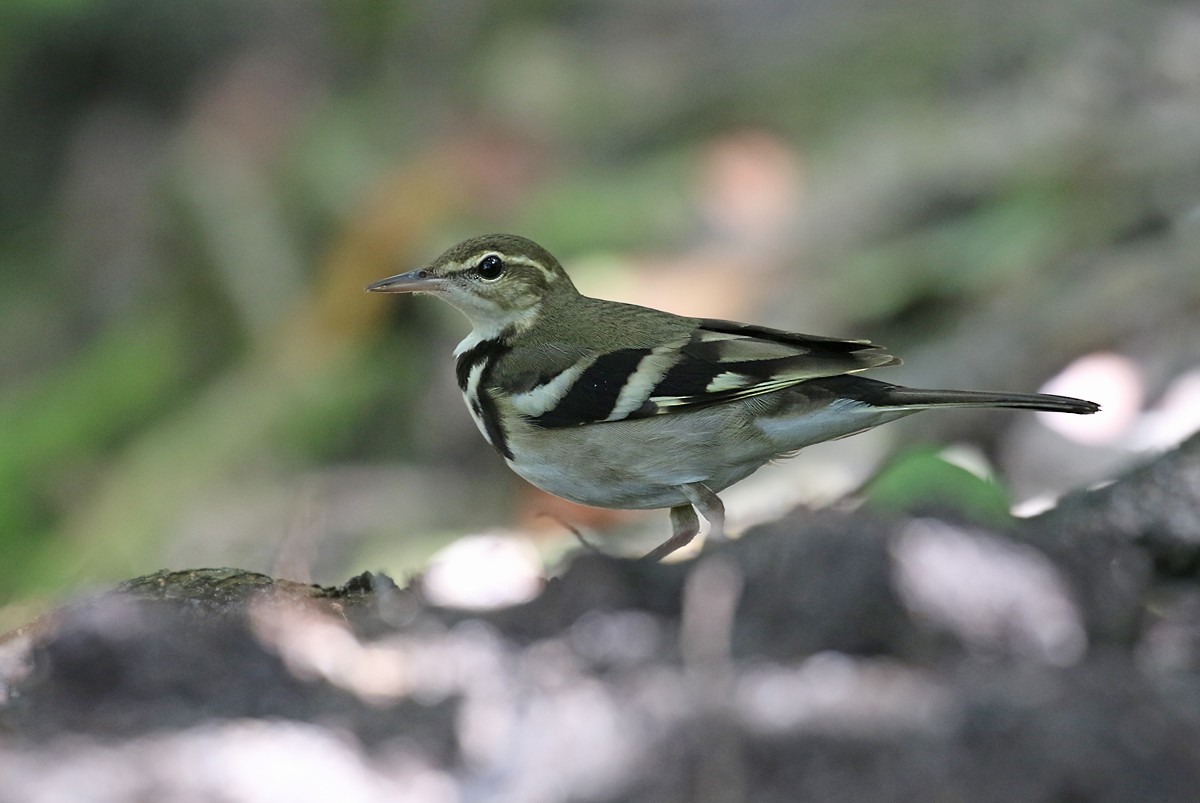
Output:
[0,311,192,555]
[863,448,1013,526]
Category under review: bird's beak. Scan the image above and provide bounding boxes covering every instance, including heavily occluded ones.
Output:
[365,268,444,294]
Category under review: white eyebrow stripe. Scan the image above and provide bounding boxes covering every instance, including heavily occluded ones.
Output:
[456,252,557,282]
[505,256,556,282]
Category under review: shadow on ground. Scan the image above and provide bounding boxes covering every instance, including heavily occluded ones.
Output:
[2,432,1199,802]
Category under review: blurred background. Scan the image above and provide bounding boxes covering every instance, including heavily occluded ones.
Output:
[1,0,1198,617]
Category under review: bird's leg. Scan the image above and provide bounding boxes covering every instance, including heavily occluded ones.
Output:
[640,483,726,562]
[680,482,726,543]
[641,504,700,562]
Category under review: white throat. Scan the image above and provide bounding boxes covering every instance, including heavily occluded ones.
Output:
[452,303,542,357]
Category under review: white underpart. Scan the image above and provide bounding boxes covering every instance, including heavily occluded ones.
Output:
[510,359,593,417]
[755,397,885,447]
[606,344,682,420]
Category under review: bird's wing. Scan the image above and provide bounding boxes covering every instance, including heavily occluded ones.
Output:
[507,318,900,429]
[637,319,900,413]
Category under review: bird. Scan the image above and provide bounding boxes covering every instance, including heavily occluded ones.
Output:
[367,234,1100,561]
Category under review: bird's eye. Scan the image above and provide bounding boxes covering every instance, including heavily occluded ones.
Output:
[475,255,505,281]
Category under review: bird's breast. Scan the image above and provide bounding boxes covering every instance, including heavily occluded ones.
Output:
[497,403,773,510]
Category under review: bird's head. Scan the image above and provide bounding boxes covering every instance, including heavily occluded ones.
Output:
[367,234,577,336]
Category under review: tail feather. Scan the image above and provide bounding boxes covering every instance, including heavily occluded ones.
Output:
[872,386,1100,415]
[810,375,1100,415]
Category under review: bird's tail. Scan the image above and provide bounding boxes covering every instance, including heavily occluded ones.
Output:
[867,385,1100,415]
[814,375,1100,415]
